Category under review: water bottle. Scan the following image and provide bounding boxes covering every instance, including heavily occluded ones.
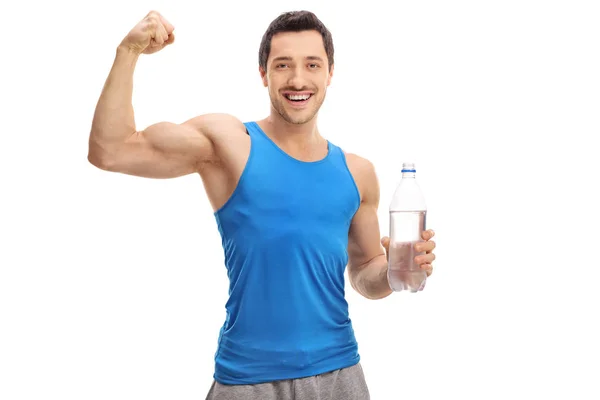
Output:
[387,162,428,293]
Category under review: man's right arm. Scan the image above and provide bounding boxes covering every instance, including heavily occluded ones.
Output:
[87,11,243,179]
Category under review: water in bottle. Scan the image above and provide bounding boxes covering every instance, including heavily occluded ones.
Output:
[387,162,428,293]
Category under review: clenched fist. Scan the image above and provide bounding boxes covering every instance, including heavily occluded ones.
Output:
[119,11,175,55]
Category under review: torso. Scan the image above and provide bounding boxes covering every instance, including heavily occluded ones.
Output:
[208,120,363,383]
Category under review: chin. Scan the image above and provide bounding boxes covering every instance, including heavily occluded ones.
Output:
[284,111,318,125]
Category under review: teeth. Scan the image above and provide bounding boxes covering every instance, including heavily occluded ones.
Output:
[286,94,311,101]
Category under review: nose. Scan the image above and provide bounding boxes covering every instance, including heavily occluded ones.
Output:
[286,66,308,89]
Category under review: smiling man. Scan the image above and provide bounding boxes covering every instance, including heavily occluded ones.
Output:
[88,10,436,400]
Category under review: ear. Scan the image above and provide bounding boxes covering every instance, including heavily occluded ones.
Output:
[259,66,268,87]
[327,63,334,86]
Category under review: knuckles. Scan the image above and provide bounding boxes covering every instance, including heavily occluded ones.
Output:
[146,17,159,29]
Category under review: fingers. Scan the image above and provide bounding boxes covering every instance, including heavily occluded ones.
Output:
[421,264,433,277]
[415,232,435,277]
[415,253,435,265]
[158,23,169,45]
[166,32,176,45]
[383,235,435,276]
[421,229,435,241]
[146,11,171,46]
[154,30,165,45]
[414,240,435,253]
[158,13,175,34]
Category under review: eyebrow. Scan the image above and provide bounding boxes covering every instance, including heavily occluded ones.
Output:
[272,56,325,63]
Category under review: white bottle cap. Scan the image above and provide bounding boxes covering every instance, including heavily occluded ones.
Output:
[401,162,416,173]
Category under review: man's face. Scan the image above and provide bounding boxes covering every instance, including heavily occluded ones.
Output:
[261,30,334,125]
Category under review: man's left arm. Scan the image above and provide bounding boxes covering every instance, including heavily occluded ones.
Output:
[346,156,436,300]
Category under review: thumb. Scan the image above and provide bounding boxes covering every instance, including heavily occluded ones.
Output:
[381,236,390,261]
[165,32,175,45]
[381,236,390,251]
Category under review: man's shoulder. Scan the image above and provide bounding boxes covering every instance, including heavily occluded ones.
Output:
[341,151,378,202]
[343,151,376,177]
[182,113,248,142]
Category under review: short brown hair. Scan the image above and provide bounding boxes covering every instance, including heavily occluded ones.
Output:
[259,11,334,71]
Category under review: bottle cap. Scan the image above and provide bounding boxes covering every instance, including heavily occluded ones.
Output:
[401,162,416,173]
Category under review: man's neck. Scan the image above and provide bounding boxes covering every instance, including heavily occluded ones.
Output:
[261,113,321,146]
[256,111,328,162]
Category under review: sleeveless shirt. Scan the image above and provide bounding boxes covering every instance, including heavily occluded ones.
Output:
[212,121,361,384]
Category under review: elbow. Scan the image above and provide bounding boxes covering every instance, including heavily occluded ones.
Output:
[349,266,393,300]
[357,283,392,300]
[88,149,118,172]
[87,136,119,171]
[364,290,392,301]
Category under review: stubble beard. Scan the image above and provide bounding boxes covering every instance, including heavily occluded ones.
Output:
[270,91,326,125]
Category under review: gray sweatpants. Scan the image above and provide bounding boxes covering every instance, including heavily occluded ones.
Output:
[205,362,370,400]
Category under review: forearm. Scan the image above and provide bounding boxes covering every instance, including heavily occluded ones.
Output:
[88,46,140,160]
[351,255,392,300]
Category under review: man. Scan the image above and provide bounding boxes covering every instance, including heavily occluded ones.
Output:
[88,10,436,400]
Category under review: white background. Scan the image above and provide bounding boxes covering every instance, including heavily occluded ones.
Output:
[1,0,599,399]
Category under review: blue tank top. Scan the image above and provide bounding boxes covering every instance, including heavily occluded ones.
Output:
[212,121,361,384]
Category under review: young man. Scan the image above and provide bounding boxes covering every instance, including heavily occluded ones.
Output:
[88,10,436,400]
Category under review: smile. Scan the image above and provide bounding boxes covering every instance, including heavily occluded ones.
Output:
[285,93,312,101]
[283,92,313,107]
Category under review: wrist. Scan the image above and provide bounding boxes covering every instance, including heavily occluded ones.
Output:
[116,43,142,60]
[357,255,392,300]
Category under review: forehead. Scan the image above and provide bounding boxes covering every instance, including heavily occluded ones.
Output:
[269,30,327,61]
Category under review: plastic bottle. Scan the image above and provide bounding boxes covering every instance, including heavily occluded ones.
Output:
[387,162,428,293]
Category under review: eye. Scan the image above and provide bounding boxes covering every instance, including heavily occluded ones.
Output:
[276,64,289,69]
[308,63,319,69]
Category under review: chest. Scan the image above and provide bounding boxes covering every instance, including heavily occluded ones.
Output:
[243,159,359,227]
